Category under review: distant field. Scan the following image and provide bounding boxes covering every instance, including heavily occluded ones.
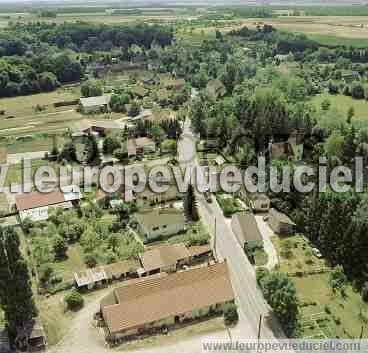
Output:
[311,93,368,129]
[0,86,125,153]
[221,16,368,48]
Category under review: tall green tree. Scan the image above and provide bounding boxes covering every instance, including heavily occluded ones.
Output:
[184,184,199,222]
[0,227,37,335]
[257,271,298,337]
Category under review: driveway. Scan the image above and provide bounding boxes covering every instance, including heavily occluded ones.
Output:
[255,216,279,271]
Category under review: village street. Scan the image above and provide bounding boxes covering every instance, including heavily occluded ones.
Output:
[177,119,285,341]
[45,119,283,353]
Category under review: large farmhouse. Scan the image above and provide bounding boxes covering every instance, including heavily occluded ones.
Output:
[15,187,82,221]
[100,261,234,343]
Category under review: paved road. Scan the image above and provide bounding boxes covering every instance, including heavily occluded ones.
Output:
[177,118,285,340]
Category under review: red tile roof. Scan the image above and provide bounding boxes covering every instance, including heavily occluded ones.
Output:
[15,190,65,211]
[102,261,234,334]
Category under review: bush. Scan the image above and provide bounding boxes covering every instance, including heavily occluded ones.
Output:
[351,82,365,99]
[53,236,68,260]
[39,263,54,288]
[65,290,84,311]
[224,303,239,326]
[256,267,269,286]
[84,253,98,268]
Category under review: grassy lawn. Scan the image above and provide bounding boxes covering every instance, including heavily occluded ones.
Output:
[51,244,86,282]
[4,159,59,186]
[37,292,76,346]
[272,233,368,338]
[168,222,210,246]
[311,93,368,129]
[0,192,9,215]
[307,34,368,48]
[254,248,268,267]
[271,235,327,275]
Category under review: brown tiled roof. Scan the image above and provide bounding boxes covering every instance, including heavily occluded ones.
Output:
[187,245,212,257]
[140,243,190,272]
[104,259,140,279]
[102,262,234,334]
[232,213,262,244]
[269,208,296,226]
[15,190,65,211]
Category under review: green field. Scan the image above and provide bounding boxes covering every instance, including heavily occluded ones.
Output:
[295,274,368,338]
[307,34,368,48]
[4,159,59,186]
[311,93,368,129]
[51,244,86,282]
[272,234,368,338]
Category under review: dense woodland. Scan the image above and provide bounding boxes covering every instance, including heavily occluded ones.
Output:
[0,22,173,97]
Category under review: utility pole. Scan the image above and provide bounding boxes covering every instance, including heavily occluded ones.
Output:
[226,327,232,345]
[214,216,217,262]
[257,314,262,353]
[257,314,262,340]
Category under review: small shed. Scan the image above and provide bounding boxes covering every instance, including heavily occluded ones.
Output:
[16,320,46,351]
[268,208,296,235]
[79,95,112,114]
[247,192,270,212]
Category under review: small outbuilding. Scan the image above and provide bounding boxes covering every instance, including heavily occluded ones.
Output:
[16,320,46,351]
[268,208,296,235]
[79,95,112,114]
[231,212,263,250]
[139,243,190,275]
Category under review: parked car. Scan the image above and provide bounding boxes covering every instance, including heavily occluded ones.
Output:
[312,247,323,258]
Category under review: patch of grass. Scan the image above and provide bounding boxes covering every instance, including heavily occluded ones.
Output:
[168,222,210,246]
[37,292,75,346]
[272,235,327,274]
[311,93,368,129]
[4,159,59,186]
[254,248,268,266]
[294,273,368,338]
[307,34,368,48]
[0,192,9,215]
[51,244,86,282]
